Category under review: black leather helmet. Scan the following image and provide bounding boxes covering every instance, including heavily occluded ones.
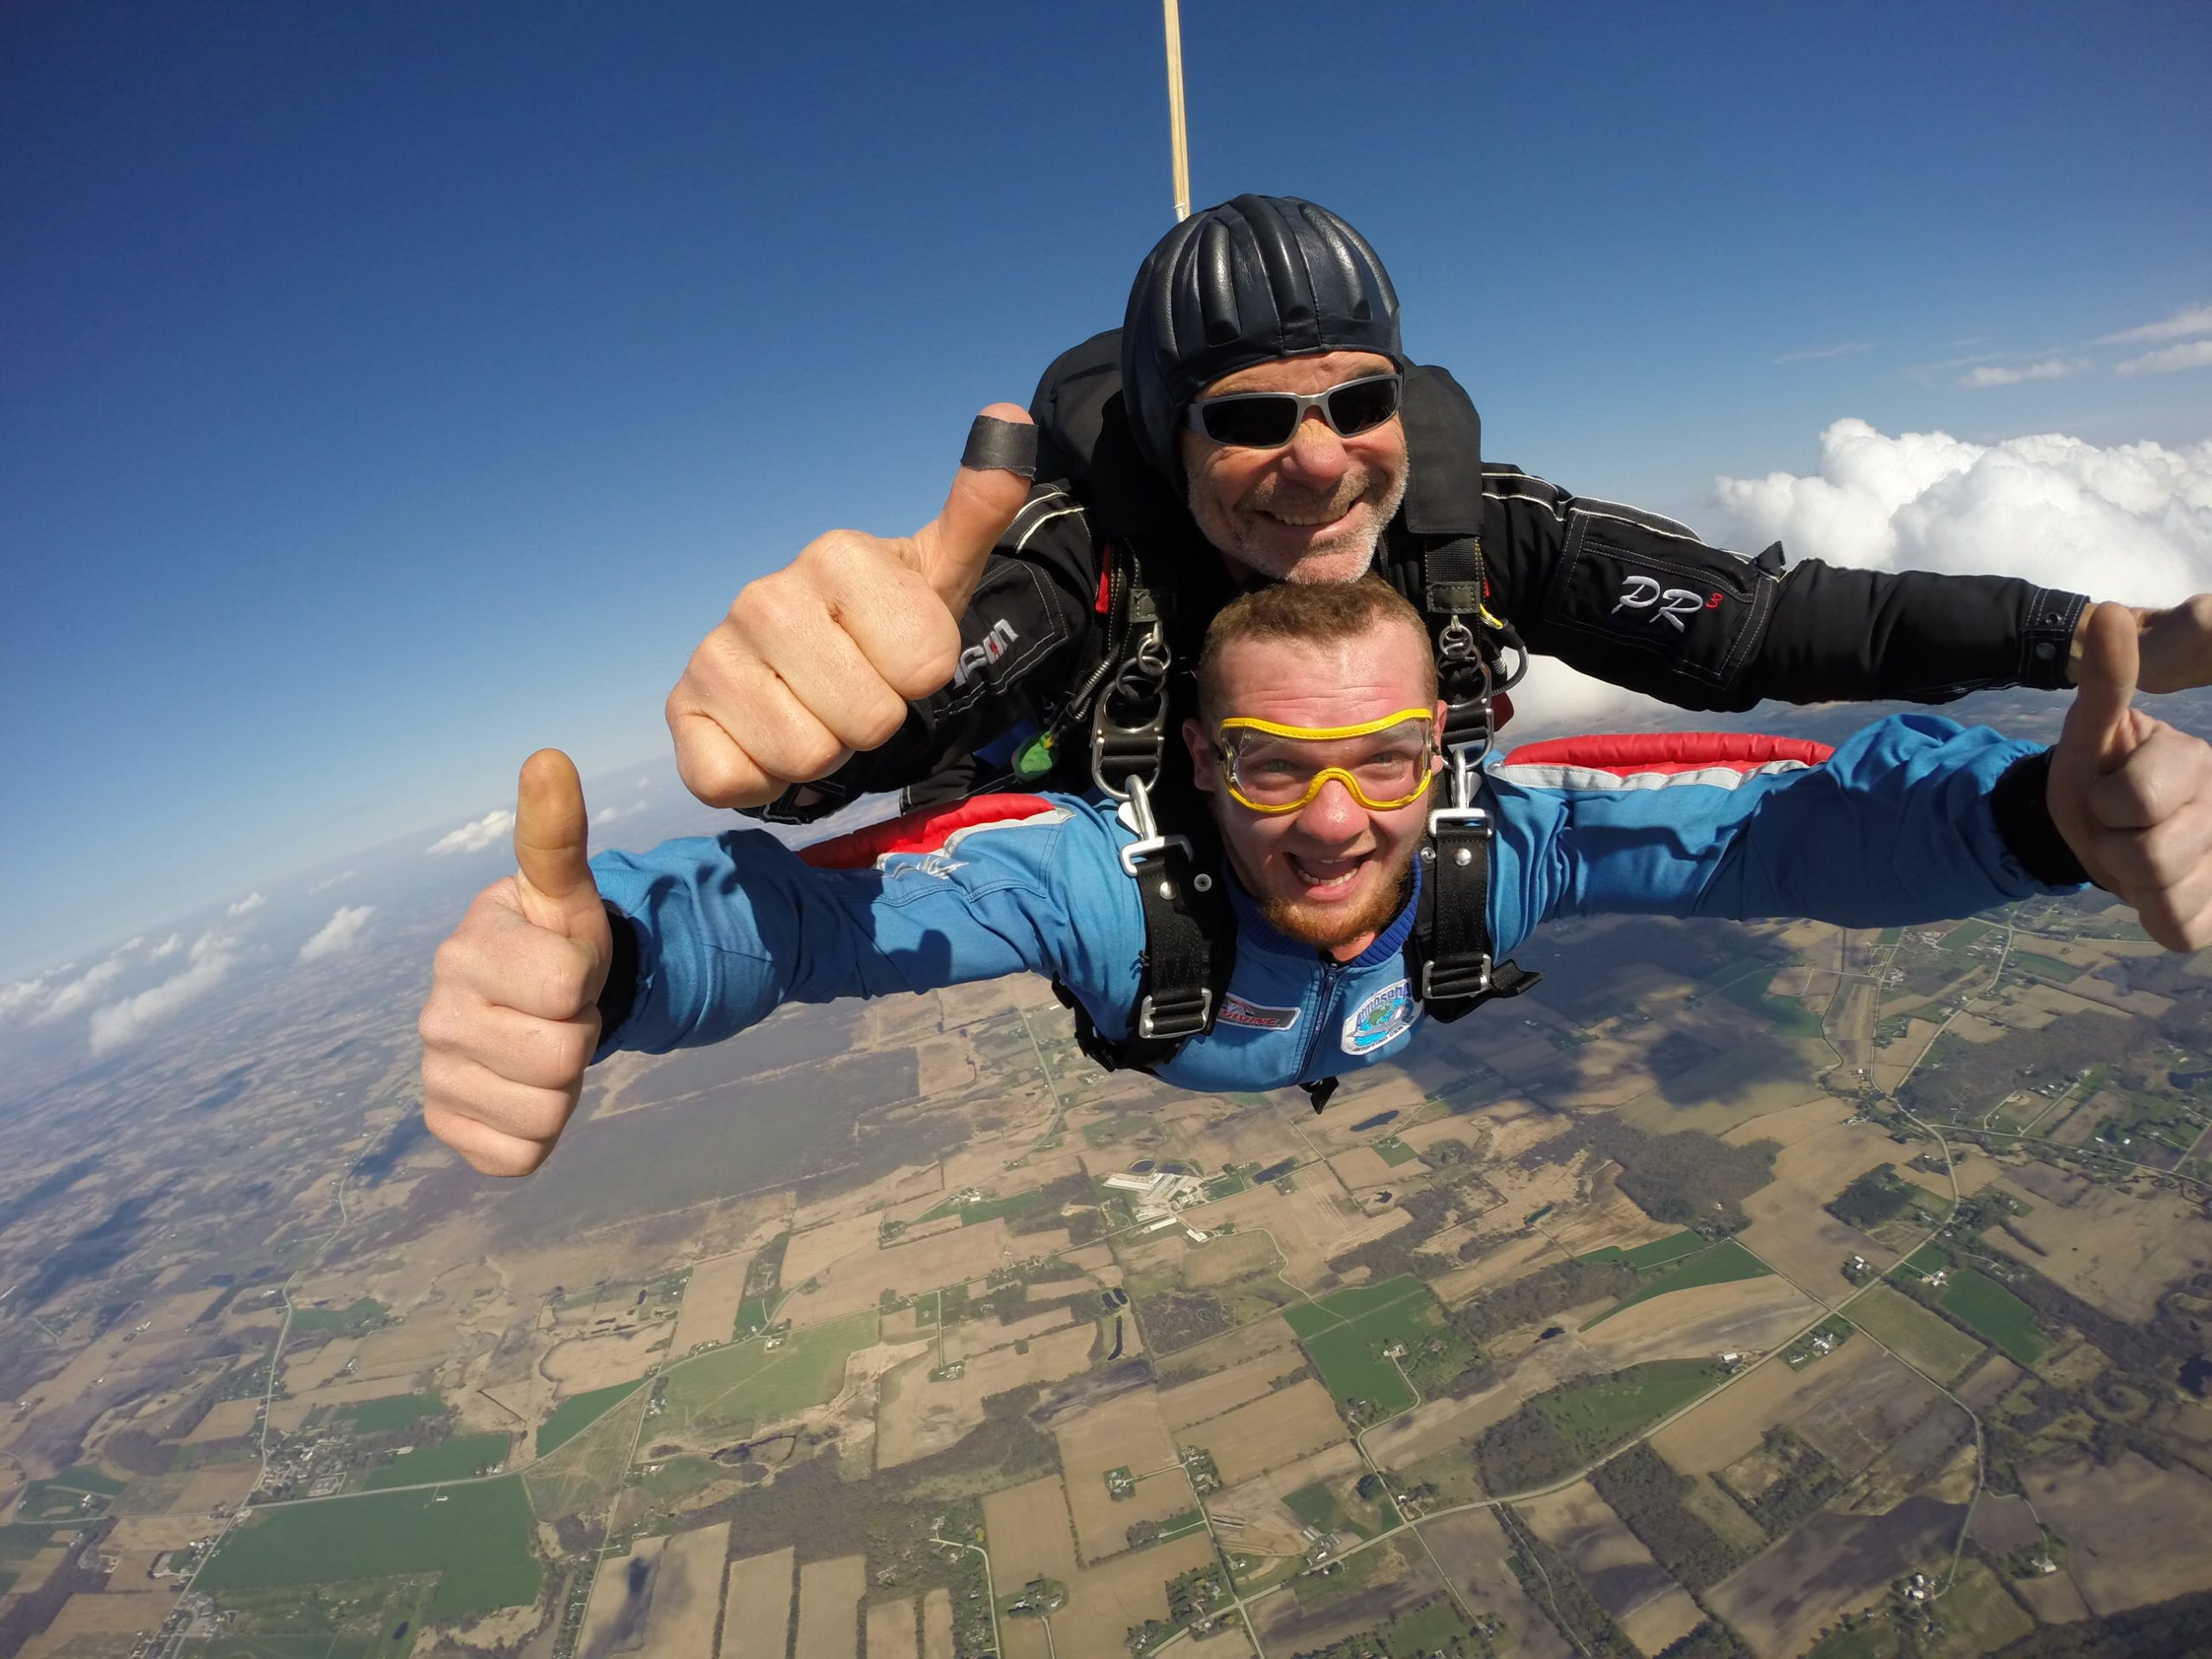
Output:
[1121,194,1404,483]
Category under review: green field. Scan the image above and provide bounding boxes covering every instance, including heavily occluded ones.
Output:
[359,1433,511,1491]
[289,1298,387,1334]
[1154,1508,1207,1542]
[1382,1600,1478,1658]
[48,1464,125,1495]
[1583,1240,1770,1327]
[917,1189,1046,1227]
[335,1394,444,1434]
[1847,1285,1984,1382]
[199,1479,539,1620]
[1282,1480,1351,1535]
[1941,1268,2047,1364]
[1940,919,2001,950]
[1578,1230,1704,1270]
[181,1639,383,1658]
[1534,1360,1727,1462]
[1283,1276,1444,1419]
[1370,1136,1421,1167]
[660,1310,877,1437]
[1707,960,1828,1039]
[2009,950,2082,983]
[535,1379,643,1456]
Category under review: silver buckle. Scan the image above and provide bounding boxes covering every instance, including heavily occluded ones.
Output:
[1137,988,1214,1040]
[1119,773,1192,877]
[1428,743,1491,839]
[1421,956,1492,1001]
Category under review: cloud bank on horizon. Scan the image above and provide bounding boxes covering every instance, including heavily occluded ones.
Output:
[1511,417,2212,733]
[427,810,515,856]
[298,906,376,963]
[1951,302,2212,390]
[86,929,239,1057]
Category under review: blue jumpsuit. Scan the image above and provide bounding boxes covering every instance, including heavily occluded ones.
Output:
[591,716,2073,1093]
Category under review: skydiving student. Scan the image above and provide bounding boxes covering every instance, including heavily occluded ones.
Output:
[661,194,2212,825]
[418,583,2212,1178]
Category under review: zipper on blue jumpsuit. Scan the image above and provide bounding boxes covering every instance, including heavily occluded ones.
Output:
[1295,962,1344,1085]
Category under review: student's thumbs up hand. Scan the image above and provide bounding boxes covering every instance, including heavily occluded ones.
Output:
[2049,604,2212,950]
[419,751,613,1175]
[669,406,1038,809]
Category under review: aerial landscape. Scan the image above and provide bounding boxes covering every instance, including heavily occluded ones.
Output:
[6,690,2212,1659]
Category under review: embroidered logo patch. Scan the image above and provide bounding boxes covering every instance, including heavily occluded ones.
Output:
[1342,979,1418,1054]
[1216,995,1299,1033]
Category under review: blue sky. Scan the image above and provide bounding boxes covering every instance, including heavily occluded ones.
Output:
[3,1,2209,983]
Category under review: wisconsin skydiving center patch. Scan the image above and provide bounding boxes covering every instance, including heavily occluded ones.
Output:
[1342,979,1417,1054]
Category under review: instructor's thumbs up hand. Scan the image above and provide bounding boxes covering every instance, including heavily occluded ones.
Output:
[2049,604,2212,950]
[419,751,613,1176]
[668,407,1037,808]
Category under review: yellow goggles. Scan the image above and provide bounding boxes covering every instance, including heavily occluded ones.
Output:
[1213,708,1439,814]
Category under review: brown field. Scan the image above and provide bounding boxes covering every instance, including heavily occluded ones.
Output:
[2015,982,2135,1022]
[105,1516,208,1554]
[1246,1541,1446,1655]
[1187,1377,1347,1485]
[672,1253,754,1355]
[1056,1389,1185,1562]
[1327,1145,1421,1191]
[944,1305,1079,1363]
[1159,1355,1300,1431]
[1706,1495,1965,1659]
[1362,1376,1523,1468]
[1969,1493,2044,1556]
[920,1588,952,1659]
[1426,1228,1564,1307]
[21,1592,172,1658]
[1520,1483,1703,1656]
[182,1397,260,1444]
[541,1328,665,1395]
[785,1217,1073,1325]
[2049,1089,2132,1147]
[1579,1277,1822,1368]
[638,1522,732,1657]
[982,1477,1074,1659]
[1736,1196,1893,1307]
[1791,1358,1947,1477]
[168,1465,256,1515]
[1150,1312,1302,1382]
[1421,1509,1577,1659]
[784,1212,887,1289]
[796,1554,867,1659]
[721,1547,796,1659]
[1531,1164,1675,1259]
[282,1339,360,1392]
[1055,1535,1219,1659]
[580,1535,668,1657]
[1181,1230,1284,1288]
[864,1597,918,1659]
[875,1324,1095,1468]
[1649,1337,1892,1474]
[1871,1016,1945,1093]
[2014,1570,2093,1624]
[1205,1441,1366,1558]
[1893,1152,2007,1198]
[1847,1285,1984,1384]
[2023,1452,2212,1614]
[1985,1175,2212,1321]
[1179,1173,1363,1287]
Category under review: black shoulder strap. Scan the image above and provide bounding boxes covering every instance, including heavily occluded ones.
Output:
[1408,749,1541,1027]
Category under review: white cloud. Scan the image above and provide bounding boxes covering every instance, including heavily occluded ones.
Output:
[2114,340,2212,379]
[87,930,238,1056]
[427,810,514,856]
[1958,358,2090,389]
[0,973,60,1021]
[2097,304,2212,346]
[1713,419,2212,612]
[227,891,267,916]
[1774,341,1872,364]
[148,933,183,961]
[35,956,130,1024]
[298,906,376,963]
[308,869,357,893]
[593,800,648,825]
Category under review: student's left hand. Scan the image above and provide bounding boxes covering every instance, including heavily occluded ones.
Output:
[2050,603,2212,949]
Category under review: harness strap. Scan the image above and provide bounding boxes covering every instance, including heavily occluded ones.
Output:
[1410,766,1541,1027]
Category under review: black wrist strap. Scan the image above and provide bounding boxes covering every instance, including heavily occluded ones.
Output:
[1990,750,2090,887]
[595,902,644,1039]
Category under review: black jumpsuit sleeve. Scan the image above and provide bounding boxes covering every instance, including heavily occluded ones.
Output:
[1479,472,2087,712]
[743,481,1106,823]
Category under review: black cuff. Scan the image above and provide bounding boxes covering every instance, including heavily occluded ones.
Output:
[596,902,644,1040]
[2019,589,2089,691]
[1989,750,2090,887]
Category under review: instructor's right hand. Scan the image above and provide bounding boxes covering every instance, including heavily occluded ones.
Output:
[668,406,1037,808]
[418,750,611,1177]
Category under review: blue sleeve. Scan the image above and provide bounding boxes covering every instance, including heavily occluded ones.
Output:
[586,800,1141,1058]
[1490,715,2076,951]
